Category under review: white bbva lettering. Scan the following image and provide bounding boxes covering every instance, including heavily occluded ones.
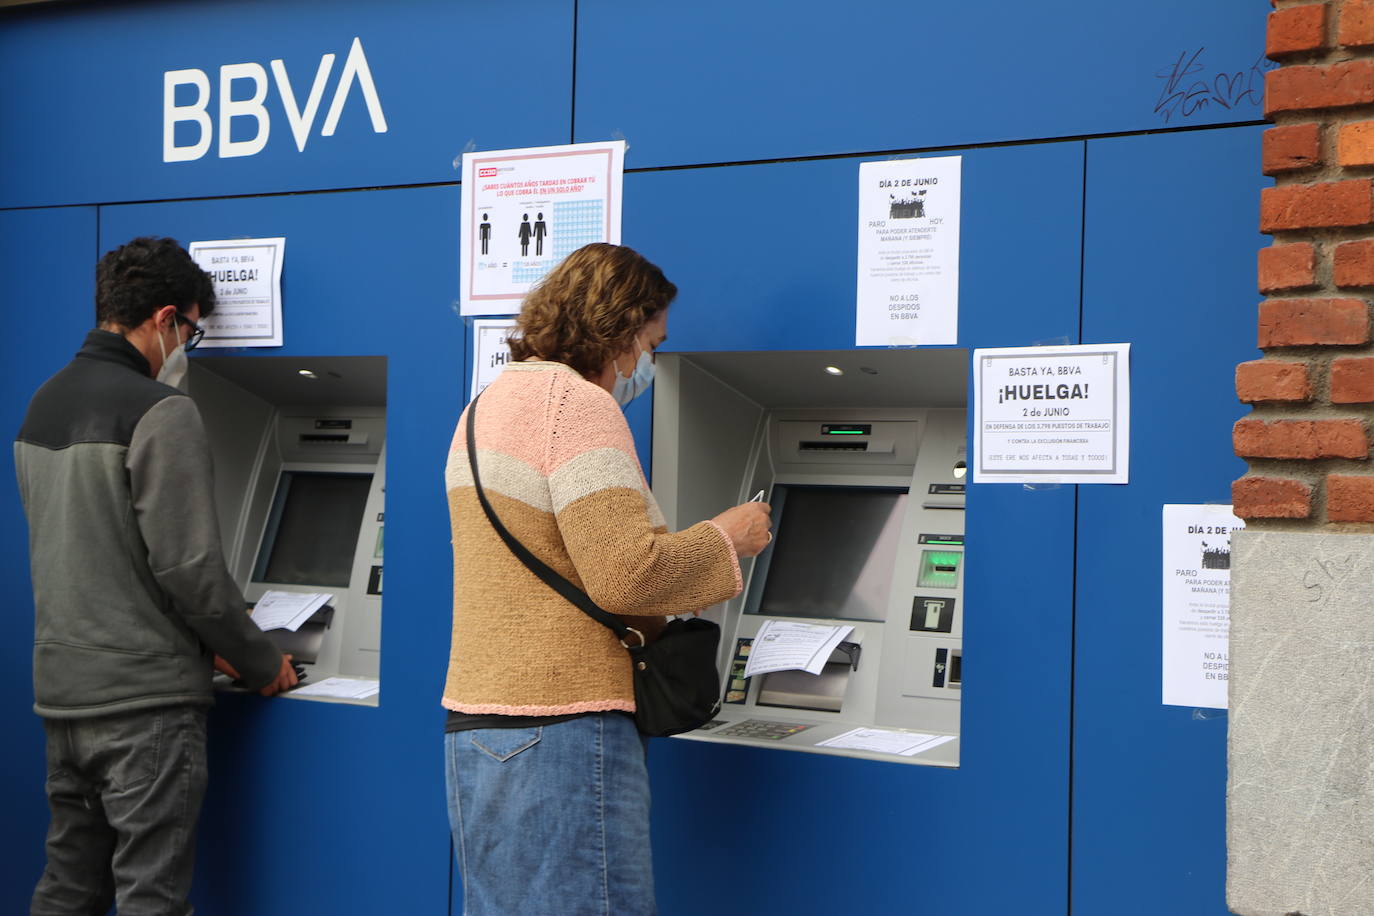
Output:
[219,62,269,158]
[163,68,211,162]
[162,37,387,163]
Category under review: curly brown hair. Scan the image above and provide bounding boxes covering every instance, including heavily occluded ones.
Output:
[508,243,677,377]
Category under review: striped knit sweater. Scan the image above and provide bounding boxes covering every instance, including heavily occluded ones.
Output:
[443,361,743,716]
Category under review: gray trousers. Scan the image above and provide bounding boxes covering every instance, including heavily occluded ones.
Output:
[31,705,208,916]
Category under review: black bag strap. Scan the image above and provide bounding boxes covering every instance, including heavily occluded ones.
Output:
[465,394,642,647]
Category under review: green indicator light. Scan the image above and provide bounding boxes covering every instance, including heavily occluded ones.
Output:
[918,550,962,588]
[826,430,866,435]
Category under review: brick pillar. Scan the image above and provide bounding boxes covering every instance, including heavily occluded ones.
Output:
[1228,6,1374,916]
[1235,0,1374,519]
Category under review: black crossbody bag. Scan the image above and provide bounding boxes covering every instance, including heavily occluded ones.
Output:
[465,395,722,737]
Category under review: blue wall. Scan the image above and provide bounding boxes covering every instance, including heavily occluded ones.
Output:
[0,206,99,912]
[0,1,1269,913]
[1072,126,1262,915]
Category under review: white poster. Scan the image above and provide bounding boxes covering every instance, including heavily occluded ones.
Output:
[856,156,961,347]
[188,237,285,348]
[973,343,1131,484]
[1162,504,1244,709]
[470,319,519,399]
[460,141,625,316]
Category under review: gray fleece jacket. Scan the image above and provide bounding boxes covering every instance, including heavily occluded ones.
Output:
[15,329,282,717]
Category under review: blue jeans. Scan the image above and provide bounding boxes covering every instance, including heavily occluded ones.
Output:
[445,712,657,916]
[31,705,208,916]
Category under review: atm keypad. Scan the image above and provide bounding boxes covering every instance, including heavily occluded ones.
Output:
[717,719,813,740]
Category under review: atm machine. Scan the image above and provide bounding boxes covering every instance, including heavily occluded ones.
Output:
[187,355,386,705]
[652,349,966,765]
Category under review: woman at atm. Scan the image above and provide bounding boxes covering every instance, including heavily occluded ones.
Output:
[442,242,773,915]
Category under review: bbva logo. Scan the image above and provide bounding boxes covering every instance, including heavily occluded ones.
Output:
[163,37,387,163]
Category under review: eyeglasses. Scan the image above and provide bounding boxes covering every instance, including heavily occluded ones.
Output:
[174,312,205,351]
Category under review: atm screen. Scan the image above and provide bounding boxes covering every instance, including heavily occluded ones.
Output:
[253,471,372,587]
[751,485,907,622]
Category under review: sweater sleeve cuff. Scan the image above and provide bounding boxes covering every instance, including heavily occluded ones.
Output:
[705,520,744,596]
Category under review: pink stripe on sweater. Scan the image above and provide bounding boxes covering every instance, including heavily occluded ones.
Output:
[442,697,636,716]
[541,377,638,473]
[705,520,743,594]
[451,373,560,467]
[455,364,639,477]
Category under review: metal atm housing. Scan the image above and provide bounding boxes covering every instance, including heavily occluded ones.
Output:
[652,349,967,766]
[188,355,386,706]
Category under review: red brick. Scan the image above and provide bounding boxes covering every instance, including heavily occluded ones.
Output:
[1331,357,1374,402]
[1234,418,1368,459]
[1338,121,1374,167]
[1334,239,1374,287]
[1339,0,1374,47]
[1328,474,1374,520]
[1232,476,1313,518]
[1268,5,1328,56]
[1263,123,1322,175]
[1261,181,1374,232]
[1258,298,1370,346]
[1258,243,1318,292]
[1236,359,1313,402]
[1266,60,1374,115]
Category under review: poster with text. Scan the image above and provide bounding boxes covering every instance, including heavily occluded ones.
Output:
[470,319,519,399]
[973,343,1131,484]
[856,156,961,347]
[460,141,625,316]
[1162,504,1243,709]
[188,237,285,348]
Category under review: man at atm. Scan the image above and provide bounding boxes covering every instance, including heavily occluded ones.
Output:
[14,237,297,915]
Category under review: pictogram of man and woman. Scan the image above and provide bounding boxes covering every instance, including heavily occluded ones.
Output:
[479,212,548,256]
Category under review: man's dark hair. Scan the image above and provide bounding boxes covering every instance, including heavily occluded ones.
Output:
[95,237,216,329]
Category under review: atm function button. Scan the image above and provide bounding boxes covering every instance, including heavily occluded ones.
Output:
[725,638,755,705]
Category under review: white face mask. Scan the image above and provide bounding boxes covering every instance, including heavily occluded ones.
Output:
[610,342,655,407]
[156,316,189,390]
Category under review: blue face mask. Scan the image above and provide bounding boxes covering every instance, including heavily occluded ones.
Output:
[611,343,655,407]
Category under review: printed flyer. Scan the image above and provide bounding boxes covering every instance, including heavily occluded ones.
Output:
[460,141,625,316]
[188,237,286,348]
[973,343,1131,484]
[856,156,961,347]
[1162,504,1243,709]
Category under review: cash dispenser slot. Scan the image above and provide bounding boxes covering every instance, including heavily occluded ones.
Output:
[278,415,383,457]
[799,439,895,454]
[756,641,862,713]
[800,440,868,452]
[261,604,334,665]
[297,431,370,446]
